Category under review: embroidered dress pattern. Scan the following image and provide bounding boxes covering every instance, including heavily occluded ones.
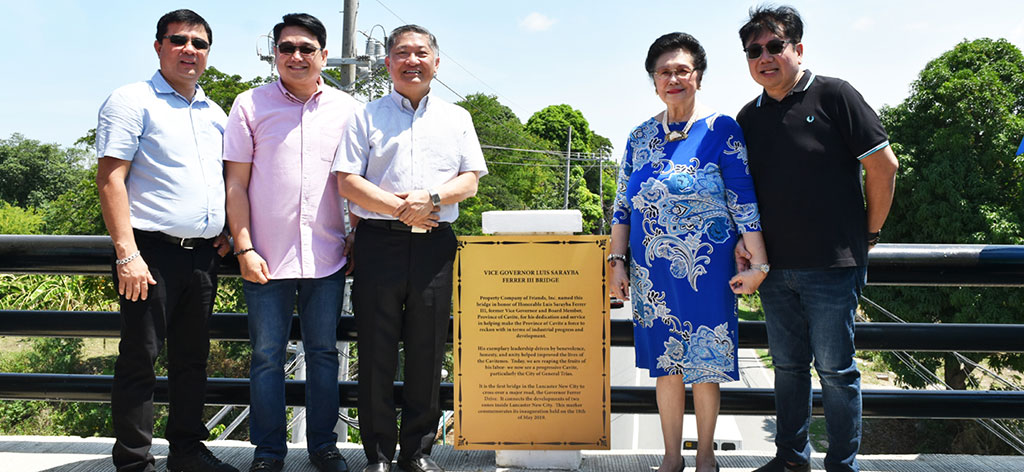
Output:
[613,114,760,382]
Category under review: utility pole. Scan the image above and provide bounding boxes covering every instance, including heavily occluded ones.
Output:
[563,125,572,209]
[339,0,359,88]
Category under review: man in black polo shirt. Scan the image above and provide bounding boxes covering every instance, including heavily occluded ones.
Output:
[734,5,898,472]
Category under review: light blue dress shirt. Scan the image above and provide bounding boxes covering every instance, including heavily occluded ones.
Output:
[333,90,488,223]
[96,71,227,239]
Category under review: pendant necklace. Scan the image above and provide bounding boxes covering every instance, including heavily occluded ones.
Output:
[662,104,702,142]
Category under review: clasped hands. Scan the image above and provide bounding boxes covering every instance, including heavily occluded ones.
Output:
[393,189,440,229]
[730,238,767,295]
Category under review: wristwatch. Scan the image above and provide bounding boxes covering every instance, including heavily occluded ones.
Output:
[751,263,770,274]
[429,189,442,206]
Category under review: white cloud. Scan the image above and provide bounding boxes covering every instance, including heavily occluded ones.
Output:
[519,12,556,32]
[851,16,875,31]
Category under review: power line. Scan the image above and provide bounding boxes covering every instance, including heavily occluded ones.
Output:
[370,0,528,117]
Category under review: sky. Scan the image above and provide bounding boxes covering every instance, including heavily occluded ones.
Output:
[3,0,1024,159]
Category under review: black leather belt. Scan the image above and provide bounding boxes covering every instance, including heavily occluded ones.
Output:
[361,219,451,233]
[134,229,216,249]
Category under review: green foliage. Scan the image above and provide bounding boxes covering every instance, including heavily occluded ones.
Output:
[526,104,595,154]
[42,165,105,235]
[455,95,616,235]
[0,201,44,234]
[0,133,91,208]
[323,65,392,102]
[867,38,1024,389]
[26,338,84,373]
[198,66,274,111]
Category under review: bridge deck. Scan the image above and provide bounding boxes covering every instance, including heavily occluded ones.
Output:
[1,436,1021,471]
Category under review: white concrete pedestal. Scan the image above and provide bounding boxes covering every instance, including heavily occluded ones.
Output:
[482,209,583,470]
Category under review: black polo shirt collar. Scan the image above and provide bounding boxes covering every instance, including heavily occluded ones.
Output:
[756,69,816,107]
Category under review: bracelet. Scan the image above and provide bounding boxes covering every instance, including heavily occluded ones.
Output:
[233,247,255,257]
[115,250,141,266]
[867,231,881,246]
[607,253,627,263]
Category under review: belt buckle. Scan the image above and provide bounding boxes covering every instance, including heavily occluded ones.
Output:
[179,238,196,250]
[411,226,427,234]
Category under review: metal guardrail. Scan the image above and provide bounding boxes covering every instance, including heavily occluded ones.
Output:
[4,373,1024,419]
[4,236,1024,287]
[2,311,1024,353]
[2,236,1024,418]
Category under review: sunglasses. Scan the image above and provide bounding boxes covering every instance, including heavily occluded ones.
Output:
[277,42,321,56]
[164,34,209,50]
[743,39,793,60]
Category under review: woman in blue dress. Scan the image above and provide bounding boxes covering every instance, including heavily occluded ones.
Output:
[609,33,770,472]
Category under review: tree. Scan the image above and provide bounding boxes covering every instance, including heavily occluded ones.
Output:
[452,97,618,235]
[197,66,274,111]
[526,104,595,154]
[0,201,44,234]
[0,134,90,208]
[865,38,1024,389]
[42,166,105,235]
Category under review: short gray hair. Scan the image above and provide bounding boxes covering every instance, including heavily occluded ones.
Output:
[386,24,439,55]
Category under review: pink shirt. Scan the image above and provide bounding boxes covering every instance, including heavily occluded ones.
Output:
[224,80,360,279]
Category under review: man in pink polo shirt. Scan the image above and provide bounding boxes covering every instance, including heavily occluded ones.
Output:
[223,13,359,472]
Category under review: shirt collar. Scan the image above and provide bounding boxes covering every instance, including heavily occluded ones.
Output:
[150,70,208,104]
[275,78,325,104]
[388,88,431,113]
[756,69,815,107]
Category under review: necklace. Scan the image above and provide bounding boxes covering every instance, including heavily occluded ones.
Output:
[661,103,703,142]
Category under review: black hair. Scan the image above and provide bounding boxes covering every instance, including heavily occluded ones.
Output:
[644,32,707,85]
[156,9,212,45]
[386,24,439,55]
[739,4,804,47]
[273,13,327,49]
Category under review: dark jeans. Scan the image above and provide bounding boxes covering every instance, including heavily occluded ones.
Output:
[110,231,219,472]
[243,270,345,460]
[758,266,867,472]
[352,222,456,464]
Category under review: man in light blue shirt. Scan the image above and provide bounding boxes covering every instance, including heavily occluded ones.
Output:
[95,9,236,472]
[334,24,487,472]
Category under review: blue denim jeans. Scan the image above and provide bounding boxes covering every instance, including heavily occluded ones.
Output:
[243,269,345,460]
[758,266,866,472]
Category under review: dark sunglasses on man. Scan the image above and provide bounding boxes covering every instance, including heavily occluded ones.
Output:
[744,39,794,60]
[277,42,321,56]
[164,34,209,50]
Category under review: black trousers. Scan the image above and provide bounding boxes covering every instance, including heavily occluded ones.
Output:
[111,230,220,472]
[352,222,456,463]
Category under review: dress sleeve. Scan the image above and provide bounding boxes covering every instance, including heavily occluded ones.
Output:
[717,118,761,233]
[611,136,634,225]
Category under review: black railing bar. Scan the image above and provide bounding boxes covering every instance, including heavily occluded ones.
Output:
[1,373,1022,419]
[3,311,1024,353]
[4,237,1024,287]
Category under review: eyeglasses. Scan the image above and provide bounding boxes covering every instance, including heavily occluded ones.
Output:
[164,35,209,50]
[653,68,695,81]
[743,39,793,60]
[277,42,321,56]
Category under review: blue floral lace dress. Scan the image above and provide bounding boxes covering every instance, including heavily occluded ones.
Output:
[612,113,761,382]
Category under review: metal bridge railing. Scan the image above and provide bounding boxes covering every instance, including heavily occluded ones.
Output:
[2,236,1024,418]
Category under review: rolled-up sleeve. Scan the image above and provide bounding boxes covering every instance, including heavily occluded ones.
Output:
[96,89,143,161]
